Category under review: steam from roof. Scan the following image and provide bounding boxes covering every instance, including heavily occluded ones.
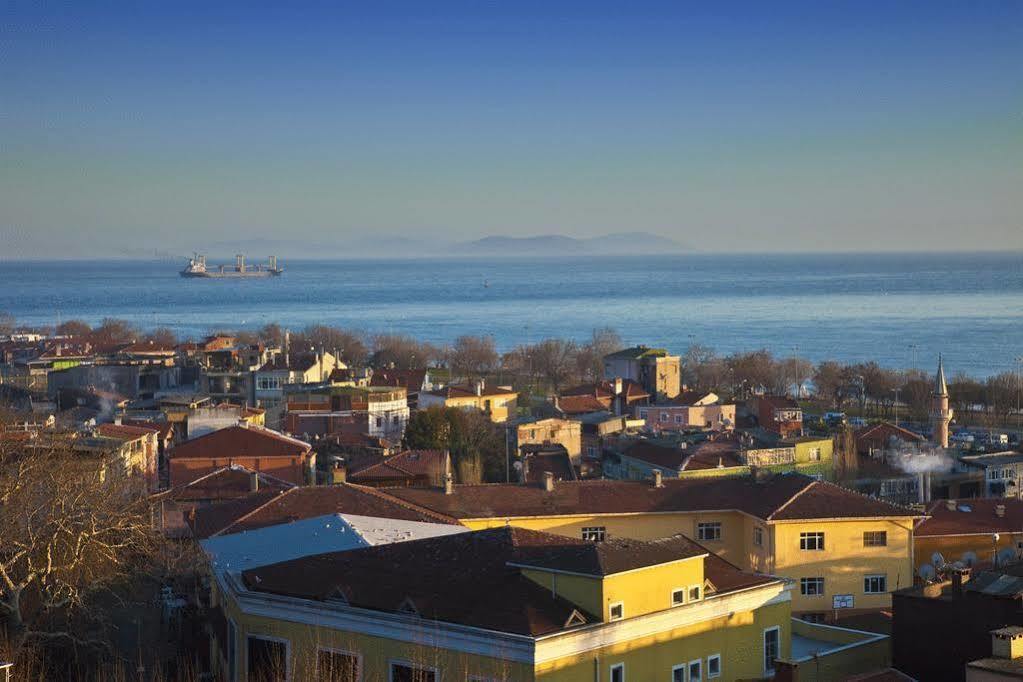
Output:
[887,441,954,474]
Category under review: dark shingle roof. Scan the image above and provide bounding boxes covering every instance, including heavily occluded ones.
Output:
[381,474,919,522]
[509,534,706,576]
[169,425,309,460]
[189,483,458,539]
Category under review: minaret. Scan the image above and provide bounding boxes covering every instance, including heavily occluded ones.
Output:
[931,354,953,448]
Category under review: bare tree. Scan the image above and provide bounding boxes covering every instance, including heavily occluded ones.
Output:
[295,325,368,365]
[0,312,15,336]
[449,335,498,380]
[90,318,139,346]
[531,339,578,392]
[0,434,156,648]
[575,327,622,382]
[55,320,92,338]
[143,327,178,346]
[370,334,438,369]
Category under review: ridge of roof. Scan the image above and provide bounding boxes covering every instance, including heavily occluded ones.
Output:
[766,478,819,521]
[349,483,459,525]
[211,487,298,537]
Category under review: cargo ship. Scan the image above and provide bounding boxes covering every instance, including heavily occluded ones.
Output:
[180,254,283,279]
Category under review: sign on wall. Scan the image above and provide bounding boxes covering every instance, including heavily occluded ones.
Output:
[833,594,854,609]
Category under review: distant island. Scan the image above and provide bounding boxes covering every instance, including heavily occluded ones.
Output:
[201,232,687,260]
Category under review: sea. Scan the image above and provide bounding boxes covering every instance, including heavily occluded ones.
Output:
[1,252,1021,378]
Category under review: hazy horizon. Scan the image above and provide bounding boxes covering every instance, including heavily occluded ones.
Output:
[2,1,1021,259]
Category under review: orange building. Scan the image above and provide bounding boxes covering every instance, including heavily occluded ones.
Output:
[167,424,313,487]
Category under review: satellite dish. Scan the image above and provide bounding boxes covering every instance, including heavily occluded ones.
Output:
[998,547,1018,565]
[918,564,936,581]
[962,551,979,567]
[950,560,966,570]
[931,552,946,568]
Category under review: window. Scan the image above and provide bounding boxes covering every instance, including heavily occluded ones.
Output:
[808,446,821,461]
[674,415,683,424]
[671,588,686,606]
[609,602,624,621]
[688,660,702,682]
[707,654,721,679]
[582,526,606,542]
[764,627,780,675]
[227,619,237,682]
[610,664,624,682]
[799,532,824,551]
[375,417,383,428]
[317,649,359,682]
[389,662,437,682]
[864,574,887,594]
[688,585,701,602]
[753,526,764,547]
[247,636,289,682]
[800,577,824,596]
[863,531,887,547]
[697,522,721,541]
[660,412,669,422]
[639,410,648,420]
[671,665,685,682]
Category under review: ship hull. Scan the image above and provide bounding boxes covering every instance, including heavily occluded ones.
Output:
[180,270,282,278]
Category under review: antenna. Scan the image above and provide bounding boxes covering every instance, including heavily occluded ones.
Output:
[962,551,979,567]
[918,564,936,582]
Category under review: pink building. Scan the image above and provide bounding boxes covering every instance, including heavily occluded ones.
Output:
[636,391,735,432]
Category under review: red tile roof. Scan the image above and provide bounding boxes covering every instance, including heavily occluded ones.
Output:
[156,465,296,503]
[916,498,1023,537]
[556,395,611,415]
[189,483,458,539]
[381,474,919,522]
[562,379,649,401]
[623,441,685,470]
[370,368,428,394]
[425,383,517,399]
[349,450,446,483]
[169,425,309,461]
[509,534,707,576]
[121,418,174,440]
[95,423,159,441]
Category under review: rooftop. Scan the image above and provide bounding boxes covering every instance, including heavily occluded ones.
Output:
[380,473,920,523]
[604,346,672,360]
[168,425,310,461]
[917,498,1023,537]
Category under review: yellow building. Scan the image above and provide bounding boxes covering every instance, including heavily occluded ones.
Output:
[211,526,793,681]
[515,418,582,462]
[419,379,518,422]
[386,473,921,619]
[914,498,1023,575]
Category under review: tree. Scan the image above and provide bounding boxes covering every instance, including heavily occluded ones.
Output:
[449,335,498,380]
[0,433,156,647]
[727,350,775,399]
[402,406,504,483]
[370,334,436,369]
[531,338,578,392]
[90,318,139,346]
[143,326,178,346]
[257,323,285,347]
[814,361,852,409]
[986,372,1018,424]
[774,357,814,397]
[55,320,91,338]
[0,311,15,336]
[575,327,622,382]
[900,370,932,419]
[950,372,985,419]
[295,325,368,365]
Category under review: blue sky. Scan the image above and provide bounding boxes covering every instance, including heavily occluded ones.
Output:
[1,1,1021,257]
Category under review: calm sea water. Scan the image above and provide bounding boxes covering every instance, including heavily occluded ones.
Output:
[1,253,1021,377]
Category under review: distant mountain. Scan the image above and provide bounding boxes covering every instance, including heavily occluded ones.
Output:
[197,231,686,259]
[457,232,686,256]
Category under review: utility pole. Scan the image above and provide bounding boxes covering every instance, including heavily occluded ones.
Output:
[893,388,901,426]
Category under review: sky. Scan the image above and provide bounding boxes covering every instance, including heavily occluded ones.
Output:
[1,1,1021,258]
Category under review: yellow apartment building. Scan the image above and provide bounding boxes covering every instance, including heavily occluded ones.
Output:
[418,379,518,422]
[210,527,793,681]
[385,473,921,619]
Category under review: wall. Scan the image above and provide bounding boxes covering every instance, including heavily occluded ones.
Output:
[776,619,891,682]
[536,598,791,682]
[772,519,914,614]
[517,420,583,461]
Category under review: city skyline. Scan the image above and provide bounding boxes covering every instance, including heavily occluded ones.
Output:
[2,1,1021,259]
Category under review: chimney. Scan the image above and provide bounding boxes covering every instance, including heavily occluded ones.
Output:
[443,451,454,495]
[114,414,122,426]
[332,462,347,485]
[951,567,970,597]
[946,499,957,512]
[918,473,928,504]
[652,469,664,488]
[542,471,555,492]
[991,627,1023,661]
[475,378,485,397]
[996,504,1006,518]
[614,377,623,396]
[249,470,259,493]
